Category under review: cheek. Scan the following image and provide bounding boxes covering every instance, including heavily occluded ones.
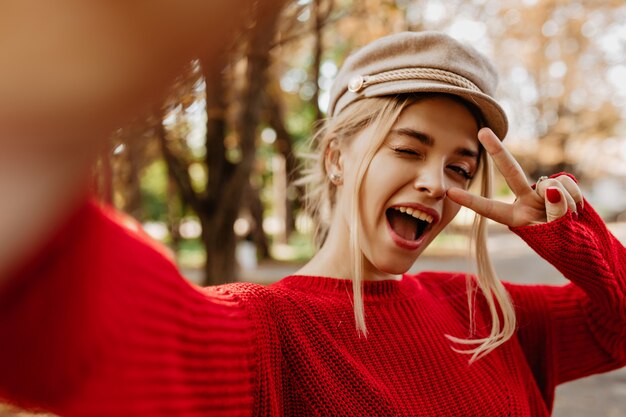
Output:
[439,199,463,228]
[359,155,391,207]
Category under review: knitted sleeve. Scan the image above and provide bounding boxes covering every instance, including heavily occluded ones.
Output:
[507,200,626,390]
[0,200,258,416]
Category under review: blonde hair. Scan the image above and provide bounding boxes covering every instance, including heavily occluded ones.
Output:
[299,95,516,362]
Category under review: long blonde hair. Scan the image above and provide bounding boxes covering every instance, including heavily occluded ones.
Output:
[299,95,515,362]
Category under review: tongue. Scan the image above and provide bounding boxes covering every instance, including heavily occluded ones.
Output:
[388,210,418,241]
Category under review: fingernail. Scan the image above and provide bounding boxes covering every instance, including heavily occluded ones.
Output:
[546,187,561,204]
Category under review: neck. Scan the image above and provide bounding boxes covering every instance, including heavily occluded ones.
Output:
[295,218,400,282]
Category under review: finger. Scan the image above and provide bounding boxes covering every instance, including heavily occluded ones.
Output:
[545,186,568,222]
[477,128,531,197]
[553,174,584,209]
[536,179,576,214]
[447,187,515,226]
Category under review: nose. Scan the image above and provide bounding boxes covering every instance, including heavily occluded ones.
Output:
[413,164,447,200]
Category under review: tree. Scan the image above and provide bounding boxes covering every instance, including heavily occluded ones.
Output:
[159,1,285,285]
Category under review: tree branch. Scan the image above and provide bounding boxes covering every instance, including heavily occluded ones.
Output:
[156,116,203,214]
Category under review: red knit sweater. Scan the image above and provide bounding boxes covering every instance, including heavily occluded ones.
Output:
[0,199,624,416]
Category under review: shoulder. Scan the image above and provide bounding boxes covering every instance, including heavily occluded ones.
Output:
[203,281,273,304]
[201,282,290,329]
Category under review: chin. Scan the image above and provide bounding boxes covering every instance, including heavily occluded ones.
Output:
[373,256,416,276]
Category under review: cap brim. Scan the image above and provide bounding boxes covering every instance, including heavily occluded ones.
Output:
[335,80,509,139]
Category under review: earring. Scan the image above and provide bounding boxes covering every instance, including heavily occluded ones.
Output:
[328,173,342,183]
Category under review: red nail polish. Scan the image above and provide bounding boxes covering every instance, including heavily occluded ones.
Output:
[546,187,561,204]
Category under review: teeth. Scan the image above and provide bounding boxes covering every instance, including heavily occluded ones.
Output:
[393,206,434,223]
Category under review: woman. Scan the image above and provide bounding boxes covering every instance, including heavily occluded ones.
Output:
[1,32,624,416]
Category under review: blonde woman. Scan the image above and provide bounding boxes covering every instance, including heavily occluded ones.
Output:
[1,32,625,416]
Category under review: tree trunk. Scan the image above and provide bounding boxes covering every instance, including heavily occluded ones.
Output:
[247,184,271,259]
[166,175,182,254]
[311,0,324,124]
[200,208,238,285]
[199,56,236,285]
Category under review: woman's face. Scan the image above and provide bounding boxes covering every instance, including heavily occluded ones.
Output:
[337,96,481,277]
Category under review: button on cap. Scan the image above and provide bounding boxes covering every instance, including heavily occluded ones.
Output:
[348,75,365,92]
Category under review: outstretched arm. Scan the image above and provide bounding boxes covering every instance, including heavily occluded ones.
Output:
[0,3,284,413]
[0,201,260,415]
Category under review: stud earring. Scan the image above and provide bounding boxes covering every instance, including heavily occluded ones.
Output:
[328,173,342,183]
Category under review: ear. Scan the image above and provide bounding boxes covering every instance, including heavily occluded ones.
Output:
[325,139,344,185]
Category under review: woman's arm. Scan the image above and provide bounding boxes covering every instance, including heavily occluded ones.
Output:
[509,201,626,381]
[448,128,625,405]
[498,203,625,411]
[0,200,260,415]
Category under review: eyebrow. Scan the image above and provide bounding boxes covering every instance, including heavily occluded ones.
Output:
[391,128,480,159]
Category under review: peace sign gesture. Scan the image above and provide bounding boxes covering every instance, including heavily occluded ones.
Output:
[447,128,583,227]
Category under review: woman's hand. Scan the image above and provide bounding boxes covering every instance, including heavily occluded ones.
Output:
[447,128,583,227]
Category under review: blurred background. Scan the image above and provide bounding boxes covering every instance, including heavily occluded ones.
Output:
[4,0,626,415]
[90,0,626,287]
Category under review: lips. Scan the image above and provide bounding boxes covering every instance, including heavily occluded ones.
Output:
[385,204,439,250]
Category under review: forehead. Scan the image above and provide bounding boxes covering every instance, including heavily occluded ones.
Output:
[392,96,480,149]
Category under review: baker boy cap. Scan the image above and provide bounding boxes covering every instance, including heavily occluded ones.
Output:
[328,31,509,139]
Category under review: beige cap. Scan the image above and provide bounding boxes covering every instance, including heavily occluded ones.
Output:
[328,31,508,138]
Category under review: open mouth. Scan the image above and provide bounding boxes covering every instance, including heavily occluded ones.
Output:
[385,206,435,247]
